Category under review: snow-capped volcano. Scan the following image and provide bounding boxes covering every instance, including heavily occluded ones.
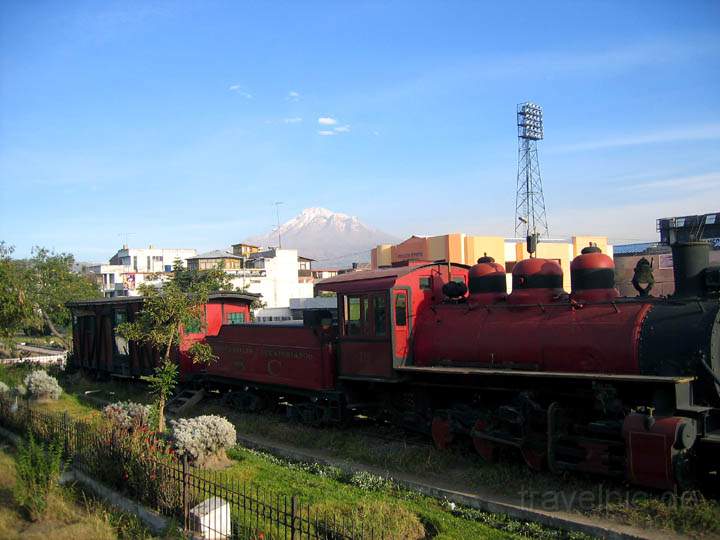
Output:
[245,208,398,266]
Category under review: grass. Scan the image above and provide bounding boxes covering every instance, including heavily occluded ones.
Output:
[4,363,719,538]
[219,446,583,539]
[0,442,160,540]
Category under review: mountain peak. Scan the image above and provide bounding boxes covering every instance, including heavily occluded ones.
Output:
[245,208,398,265]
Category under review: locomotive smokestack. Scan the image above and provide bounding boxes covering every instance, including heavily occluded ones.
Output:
[671,241,710,298]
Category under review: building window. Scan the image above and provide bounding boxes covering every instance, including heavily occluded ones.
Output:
[132,256,138,271]
[227,312,245,324]
[419,277,431,290]
[706,214,717,225]
[109,274,115,285]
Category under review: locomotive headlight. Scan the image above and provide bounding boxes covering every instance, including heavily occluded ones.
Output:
[675,420,697,450]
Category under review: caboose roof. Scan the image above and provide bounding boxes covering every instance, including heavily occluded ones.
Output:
[67,291,260,309]
[314,262,469,294]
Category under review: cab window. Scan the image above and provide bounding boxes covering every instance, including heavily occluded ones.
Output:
[373,295,387,336]
[344,294,388,337]
[395,293,407,326]
[345,296,364,336]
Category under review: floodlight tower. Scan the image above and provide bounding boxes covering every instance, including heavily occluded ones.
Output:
[514,102,549,255]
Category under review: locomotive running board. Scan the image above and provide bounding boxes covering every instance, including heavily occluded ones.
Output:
[395,365,695,384]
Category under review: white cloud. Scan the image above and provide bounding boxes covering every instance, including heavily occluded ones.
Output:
[318,117,338,126]
[618,171,720,192]
[287,91,300,102]
[228,84,253,99]
[318,130,336,136]
[333,125,351,133]
[283,117,303,124]
[549,124,720,153]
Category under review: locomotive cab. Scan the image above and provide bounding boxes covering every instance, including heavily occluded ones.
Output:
[315,262,470,380]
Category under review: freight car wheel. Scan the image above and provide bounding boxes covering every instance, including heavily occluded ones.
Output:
[431,416,454,449]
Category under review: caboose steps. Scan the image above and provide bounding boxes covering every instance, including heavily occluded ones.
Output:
[167,387,205,416]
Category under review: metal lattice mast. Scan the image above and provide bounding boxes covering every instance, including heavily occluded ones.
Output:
[514,102,549,244]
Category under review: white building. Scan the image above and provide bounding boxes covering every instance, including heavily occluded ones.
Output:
[186,246,314,309]
[231,248,313,309]
[90,246,197,297]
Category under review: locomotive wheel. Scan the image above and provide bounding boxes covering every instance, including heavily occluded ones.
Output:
[521,446,547,471]
[431,416,454,449]
[471,419,497,462]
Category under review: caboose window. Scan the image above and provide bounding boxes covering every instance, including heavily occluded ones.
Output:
[228,312,245,324]
[185,317,201,333]
[419,277,431,290]
[395,294,407,326]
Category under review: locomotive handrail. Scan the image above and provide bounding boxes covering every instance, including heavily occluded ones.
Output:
[396,365,696,384]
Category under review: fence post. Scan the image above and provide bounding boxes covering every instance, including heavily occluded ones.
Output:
[290,495,296,540]
[182,453,189,533]
[62,411,69,458]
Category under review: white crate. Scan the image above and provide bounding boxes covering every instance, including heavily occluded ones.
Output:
[190,497,231,539]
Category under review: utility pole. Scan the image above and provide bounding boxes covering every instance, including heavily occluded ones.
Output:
[118,232,135,249]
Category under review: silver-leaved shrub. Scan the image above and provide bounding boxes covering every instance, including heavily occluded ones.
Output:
[23,370,62,400]
[170,415,236,463]
[103,401,151,429]
[0,381,9,394]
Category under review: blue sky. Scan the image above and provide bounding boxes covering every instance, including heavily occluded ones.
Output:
[1,1,719,262]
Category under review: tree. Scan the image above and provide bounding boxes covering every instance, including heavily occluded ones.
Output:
[0,243,40,347]
[116,263,227,432]
[27,247,102,345]
[0,243,101,350]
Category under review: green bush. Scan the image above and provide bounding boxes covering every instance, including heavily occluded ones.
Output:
[14,431,64,520]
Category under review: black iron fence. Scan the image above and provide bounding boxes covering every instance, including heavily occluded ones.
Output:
[0,396,377,539]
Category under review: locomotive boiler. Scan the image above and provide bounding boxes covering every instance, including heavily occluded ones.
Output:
[405,242,720,489]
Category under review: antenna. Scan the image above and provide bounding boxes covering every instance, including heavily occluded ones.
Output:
[274,202,284,249]
[118,232,135,248]
[514,102,549,255]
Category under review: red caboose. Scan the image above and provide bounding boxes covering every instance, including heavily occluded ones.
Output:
[68,293,257,378]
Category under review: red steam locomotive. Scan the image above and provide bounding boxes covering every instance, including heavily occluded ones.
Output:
[69,242,720,491]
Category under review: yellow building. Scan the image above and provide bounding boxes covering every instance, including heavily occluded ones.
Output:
[371,233,612,291]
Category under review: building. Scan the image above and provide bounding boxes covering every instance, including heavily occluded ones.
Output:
[187,250,244,271]
[234,248,314,308]
[371,233,611,291]
[255,296,337,323]
[90,245,197,297]
[187,246,314,309]
[310,268,340,280]
[614,212,720,296]
[657,212,720,246]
